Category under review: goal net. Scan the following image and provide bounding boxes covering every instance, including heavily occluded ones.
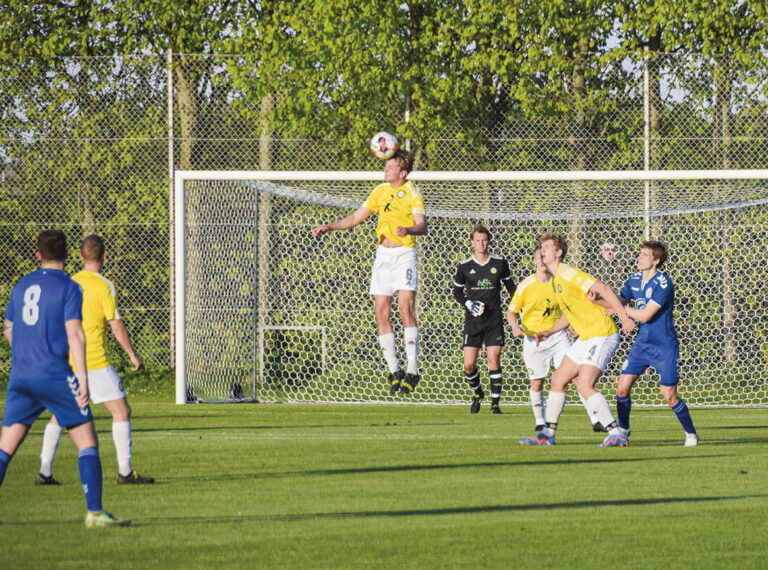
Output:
[175,170,768,407]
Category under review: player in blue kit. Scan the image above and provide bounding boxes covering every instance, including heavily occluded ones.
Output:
[0,230,128,526]
[604,241,698,447]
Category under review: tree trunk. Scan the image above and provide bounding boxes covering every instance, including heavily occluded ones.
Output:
[567,37,589,264]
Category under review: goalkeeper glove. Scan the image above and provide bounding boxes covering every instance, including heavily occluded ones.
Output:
[465,300,485,317]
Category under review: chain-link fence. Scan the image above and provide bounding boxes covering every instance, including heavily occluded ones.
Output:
[180,176,768,406]
[1,52,767,402]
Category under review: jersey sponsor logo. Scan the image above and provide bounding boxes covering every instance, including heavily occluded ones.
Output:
[397,190,405,198]
[477,278,492,287]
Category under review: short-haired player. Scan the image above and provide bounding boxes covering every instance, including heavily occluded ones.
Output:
[1,230,128,527]
[507,246,571,429]
[519,232,635,447]
[36,235,154,485]
[312,151,427,394]
[606,241,698,447]
[454,225,515,414]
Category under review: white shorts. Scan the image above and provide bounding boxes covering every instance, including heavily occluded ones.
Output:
[522,329,571,380]
[87,366,126,404]
[565,332,620,372]
[369,246,418,296]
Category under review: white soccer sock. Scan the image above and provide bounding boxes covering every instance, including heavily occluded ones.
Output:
[404,326,419,375]
[112,420,133,477]
[585,392,617,429]
[530,388,544,425]
[39,422,63,477]
[578,392,596,425]
[378,332,400,374]
[542,391,567,436]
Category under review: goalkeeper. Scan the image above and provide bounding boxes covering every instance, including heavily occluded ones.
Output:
[453,225,515,414]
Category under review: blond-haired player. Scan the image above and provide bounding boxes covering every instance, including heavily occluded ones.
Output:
[519,232,635,447]
[312,151,427,394]
[37,235,153,485]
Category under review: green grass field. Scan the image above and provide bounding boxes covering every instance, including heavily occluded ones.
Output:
[1,397,766,569]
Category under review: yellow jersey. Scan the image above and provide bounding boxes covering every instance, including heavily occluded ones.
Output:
[508,274,562,336]
[552,263,617,340]
[69,270,120,372]
[363,180,425,248]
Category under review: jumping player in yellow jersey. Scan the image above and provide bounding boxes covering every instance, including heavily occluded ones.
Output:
[36,235,153,485]
[519,232,635,447]
[311,151,427,394]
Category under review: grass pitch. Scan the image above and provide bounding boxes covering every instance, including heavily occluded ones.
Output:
[1,398,766,569]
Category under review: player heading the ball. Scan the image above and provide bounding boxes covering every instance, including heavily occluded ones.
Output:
[312,150,427,395]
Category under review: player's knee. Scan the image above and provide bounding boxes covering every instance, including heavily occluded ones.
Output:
[464,363,477,375]
[661,387,677,406]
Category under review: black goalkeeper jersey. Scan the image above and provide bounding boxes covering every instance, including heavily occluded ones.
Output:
[453,254,515,321]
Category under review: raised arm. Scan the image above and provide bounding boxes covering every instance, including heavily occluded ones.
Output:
[312,205,374,238]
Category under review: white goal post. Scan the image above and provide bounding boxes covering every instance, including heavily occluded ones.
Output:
[174,169,768,406]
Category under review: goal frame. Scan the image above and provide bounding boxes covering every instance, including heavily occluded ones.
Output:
[174,168,768,404]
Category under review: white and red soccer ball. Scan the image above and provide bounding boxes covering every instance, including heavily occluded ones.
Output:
[369,131,399,160]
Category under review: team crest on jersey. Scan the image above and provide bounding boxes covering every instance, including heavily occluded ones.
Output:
[645,287,653,297]
[491,267,497,274]
[397,190,405,198]
[557,284,563,292]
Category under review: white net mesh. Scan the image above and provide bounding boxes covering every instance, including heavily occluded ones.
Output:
[179,173,768,407]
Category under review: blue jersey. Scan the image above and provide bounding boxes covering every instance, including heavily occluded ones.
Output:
[4,268,83,382]
[621,271,677,348]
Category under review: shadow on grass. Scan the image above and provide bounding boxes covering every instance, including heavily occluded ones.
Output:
[163,454,730,483]
[125,422,457,433]
[5,493,765,527]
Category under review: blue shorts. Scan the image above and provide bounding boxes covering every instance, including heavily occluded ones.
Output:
[621,342,679,386]
[3,375,93,428]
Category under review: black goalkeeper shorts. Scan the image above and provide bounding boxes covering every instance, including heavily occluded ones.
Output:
[462,317,505,348]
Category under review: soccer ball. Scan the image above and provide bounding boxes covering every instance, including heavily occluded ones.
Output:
[369,131,399,160]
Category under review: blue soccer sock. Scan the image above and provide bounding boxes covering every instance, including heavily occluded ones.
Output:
[0,448,11,486]
[671,398,696,434]
[616,395,632,430]
[78,447,103,512]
